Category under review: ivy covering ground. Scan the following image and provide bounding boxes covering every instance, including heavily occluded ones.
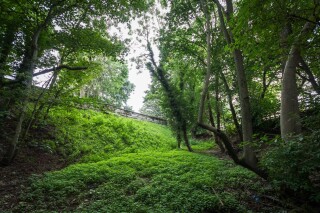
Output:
[31,107,177,163]
[17,108,274,212]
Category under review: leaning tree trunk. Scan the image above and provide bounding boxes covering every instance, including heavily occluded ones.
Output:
[198,0,212,124]
[147,42,192,152]
[22,74,55,140]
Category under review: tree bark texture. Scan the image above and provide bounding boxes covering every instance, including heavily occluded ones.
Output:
[232,49,257,167]
[280,46,301,139]
[216,2,257,168]
[280,22,315,140]
[197,0,212,124]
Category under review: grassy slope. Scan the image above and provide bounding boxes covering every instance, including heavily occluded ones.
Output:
[33,107,177,163]
[18,107,270,212]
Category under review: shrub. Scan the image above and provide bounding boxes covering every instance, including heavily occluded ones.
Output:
[260,131,320,202]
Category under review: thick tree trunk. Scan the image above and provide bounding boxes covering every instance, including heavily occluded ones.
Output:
[1,45,38,165]
[280,49,301,139]
[280,22,314,140]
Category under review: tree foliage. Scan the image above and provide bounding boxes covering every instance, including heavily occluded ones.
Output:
[1,0,320,208]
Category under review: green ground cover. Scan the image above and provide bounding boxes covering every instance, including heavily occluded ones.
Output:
[18,107,269,212]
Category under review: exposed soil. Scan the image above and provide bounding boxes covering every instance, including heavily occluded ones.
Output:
[199,148,232,160]
[0,147,66,212]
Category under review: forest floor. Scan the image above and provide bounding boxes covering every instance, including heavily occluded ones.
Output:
[0,147,66,211]
[0,146,288,213]
[0,108,301,212]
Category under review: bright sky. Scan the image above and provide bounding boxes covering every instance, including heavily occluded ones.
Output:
[110,15,160,112]
[126,53,151,112]
[109,25,151,112]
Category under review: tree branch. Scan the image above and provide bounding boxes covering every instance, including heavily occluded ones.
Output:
[288,13,320,26]
[297,54,320,95]
[33,65,88,77]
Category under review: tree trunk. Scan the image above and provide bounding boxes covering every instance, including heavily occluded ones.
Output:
[1,106,26,166]
[232,49,257,167]
[216,4,257,168]
[280,52,301,140]
[176,129,182,149]
[280,22,314,140]
[220,70,243,141]
[214,75,226,152]
[297,55,320,95]
[147,42,192,152]
[198,0,212,124]
[1,45,39,165]
[0,10,52,165]
[182,122,193,152]
[214,72,221,129]
[198,122,268,179]
[0,24,17,88]
[208,97,225,153]
[22,74,54,140]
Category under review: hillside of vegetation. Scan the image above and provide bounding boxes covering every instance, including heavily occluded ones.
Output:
[33,107,177,163]
[0,107,285,213]
[1,0,320,212]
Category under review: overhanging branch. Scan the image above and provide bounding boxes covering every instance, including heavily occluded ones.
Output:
[33,65,88,77]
